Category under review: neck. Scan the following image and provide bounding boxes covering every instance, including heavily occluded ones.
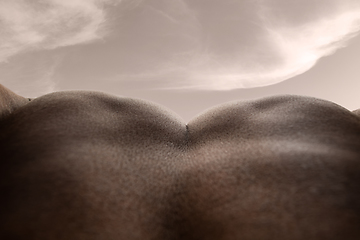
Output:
[0,84,29,119]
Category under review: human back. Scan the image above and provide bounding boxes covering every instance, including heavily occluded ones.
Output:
[0,85,360,239]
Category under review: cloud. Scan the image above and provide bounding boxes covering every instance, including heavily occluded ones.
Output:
[1,0,360,92]
[241,0,360,89]
[118,0,360,90]
[0,0,120,63]
[191,7,360,90]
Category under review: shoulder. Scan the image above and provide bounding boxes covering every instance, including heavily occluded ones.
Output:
[188,95,360,155]
[0,90,187,240]
[189,94,360,138]
[180,95,360,239]
[0,90,186,148]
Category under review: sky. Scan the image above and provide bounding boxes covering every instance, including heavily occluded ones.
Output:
[1,0,360,122]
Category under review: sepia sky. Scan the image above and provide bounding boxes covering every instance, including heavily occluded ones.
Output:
[1,0,360,122]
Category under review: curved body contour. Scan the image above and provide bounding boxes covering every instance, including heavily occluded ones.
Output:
[1,85,360,240]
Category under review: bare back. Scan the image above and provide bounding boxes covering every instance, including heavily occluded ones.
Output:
[1,86,360,239]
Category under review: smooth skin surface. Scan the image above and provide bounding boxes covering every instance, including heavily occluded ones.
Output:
[0,84,360,240]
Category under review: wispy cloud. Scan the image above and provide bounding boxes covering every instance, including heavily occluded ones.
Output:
[1,0,360,92]
[0,0,120,63]
[118,0,360,90]
[187,8,360,90]
[236,0,360,89]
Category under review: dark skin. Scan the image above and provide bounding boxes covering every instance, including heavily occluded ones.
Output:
[1,84,360,240]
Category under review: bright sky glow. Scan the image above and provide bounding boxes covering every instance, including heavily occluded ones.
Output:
[0,0,120,62]
[0,0,360,95]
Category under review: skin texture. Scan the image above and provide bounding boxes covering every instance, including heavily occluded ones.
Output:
[0,84,360,240]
